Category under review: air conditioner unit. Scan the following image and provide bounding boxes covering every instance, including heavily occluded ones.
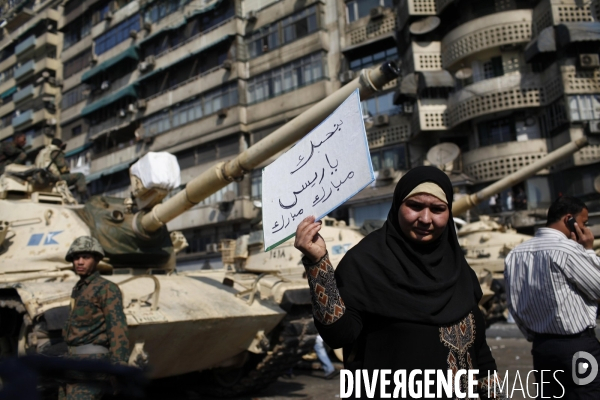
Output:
[137,99,147,109]
[588,120,600,134]
[579,53,600,69]
[138,61,148,72]
[403,102,414,114]
[374,113,389,126]
[370,6,384,19]
[54,78,63,88]
[127,103,136,113]
[339,70,355,84]
[377,167,397,180]
[129,30,138,39]
[222,59,233,70]
[246,10,257,21]
[118,109,126,118]
[90,55,98,64]
[100,80,110,90]
[206,243,219,253]
[46,118,57,126]
[218,108,228,118]
[143,21,152,32]
[105,11,113,20]
[145,55,155,66]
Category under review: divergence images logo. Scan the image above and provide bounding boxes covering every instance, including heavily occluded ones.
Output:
[572,351,598,386]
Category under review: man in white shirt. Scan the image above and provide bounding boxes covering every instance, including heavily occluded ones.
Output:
[505,196,600,399]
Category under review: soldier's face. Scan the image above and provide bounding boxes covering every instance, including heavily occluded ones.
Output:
[72,252,98,277]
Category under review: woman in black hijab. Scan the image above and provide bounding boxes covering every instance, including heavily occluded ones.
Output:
[295,166,505,399]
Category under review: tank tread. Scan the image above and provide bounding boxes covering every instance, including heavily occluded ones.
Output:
[200,312,317,398]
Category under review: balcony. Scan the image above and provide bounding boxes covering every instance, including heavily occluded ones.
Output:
[13,84,34,104]
[0,125,14,141]
[412,99,449,133]
[14,59,35,80]
[447,72,548,127]
[463,139,548,183]
[89,113,137,141]
[90,142,141,174]
[346,10,397,47]
[402,41,442,73]
[533,0,596,34]
[397,0,437,31]
[365,114,412,149]
[167,198,260,231]
[12,109,34,128]
[441,10,533,69]
[15,35,36,56]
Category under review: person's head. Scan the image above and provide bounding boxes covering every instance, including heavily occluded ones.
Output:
[65,236,104,278]
[51,138,66,150]
[390,166,452,244]
[13,133,26,148]
[546,196,588,236]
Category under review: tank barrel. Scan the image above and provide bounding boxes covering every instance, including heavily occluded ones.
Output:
[137,62,400,234]
[452,136,589,216]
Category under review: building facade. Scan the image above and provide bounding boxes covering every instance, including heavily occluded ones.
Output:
[1,0,598,266]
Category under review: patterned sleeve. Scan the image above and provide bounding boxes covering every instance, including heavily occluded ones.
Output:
[303,253,346,325]
[103,283,130,365]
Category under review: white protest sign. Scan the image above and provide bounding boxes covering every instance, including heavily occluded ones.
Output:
[262,89,374,251]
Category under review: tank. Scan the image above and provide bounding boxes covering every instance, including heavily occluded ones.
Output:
[0,62,399,396]
[452,137,589,324]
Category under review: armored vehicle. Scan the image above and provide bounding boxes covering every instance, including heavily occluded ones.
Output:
[0,62,398,396]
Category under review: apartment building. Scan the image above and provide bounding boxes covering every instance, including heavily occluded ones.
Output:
[0,0,63,158]
[340,0,600,231]
[55,0,402,267]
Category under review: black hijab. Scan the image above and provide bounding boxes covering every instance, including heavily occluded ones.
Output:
[335,166,481,325]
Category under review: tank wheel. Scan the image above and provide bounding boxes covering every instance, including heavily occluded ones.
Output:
[197,310,317,397]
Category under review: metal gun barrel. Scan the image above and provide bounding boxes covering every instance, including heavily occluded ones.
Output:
[137,62,400,234]
[452,136,589,216]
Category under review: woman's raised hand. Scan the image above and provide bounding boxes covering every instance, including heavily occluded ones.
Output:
[294,216,327,263]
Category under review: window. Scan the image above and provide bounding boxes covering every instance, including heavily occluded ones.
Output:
[95,14,140,55]
[144,0,183,24]
[370,144,407,171]
[361,91,399,117]
[349,47,397,70]
[142,82,239,137]
[478,118,516,147]
[251,169,262,198]
[174,136,239,173]
[568,95,600,122]
[346,0,392,23]
[64,14,92,50]
[64,50,92,79]
[61,85,89,109]
[482,56,503,80]
[72,125,83,137]
[352,201,392,228]
[247,53,326,104]
[246,6,318,59]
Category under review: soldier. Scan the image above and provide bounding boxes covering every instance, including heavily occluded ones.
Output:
[36,138,89,200]
[0,133,27,175]
[60,236,129,400]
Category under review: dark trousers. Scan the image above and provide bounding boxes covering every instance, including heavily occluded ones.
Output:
[532,329,600,399]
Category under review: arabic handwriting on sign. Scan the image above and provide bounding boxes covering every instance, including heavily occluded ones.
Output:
[332,171,355,191]
[291,209,304,221]
[290,120,343,175]
[278,171,319,209]
[272,215,284,234]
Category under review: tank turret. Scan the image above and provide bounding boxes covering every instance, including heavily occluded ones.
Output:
[0,63,398,397]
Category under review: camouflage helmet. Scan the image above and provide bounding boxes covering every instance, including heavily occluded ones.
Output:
[65,236,105,262]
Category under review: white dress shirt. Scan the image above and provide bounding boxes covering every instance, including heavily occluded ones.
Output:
[504,227,600,338]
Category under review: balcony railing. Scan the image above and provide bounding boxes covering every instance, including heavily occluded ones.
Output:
[13,84,34,103]
[12,109,33,127]
[441,9,533,68]
[14,59,35,80]
[15,35,36,56]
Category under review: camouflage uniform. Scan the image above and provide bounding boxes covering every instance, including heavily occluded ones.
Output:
[52,150,88,195]
[0,140,27,174]
[59,237,129,400]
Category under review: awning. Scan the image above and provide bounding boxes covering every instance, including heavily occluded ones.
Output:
[85,160,134,183]
[185,0,224,19]
[136,35,234,84]
[417,70,455,91]
[81,46,139,83]
[555,22,600,48]
[80,84,138,117]
[1,86,17,99]
[524,26,556,63]
[65,142,93,157]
